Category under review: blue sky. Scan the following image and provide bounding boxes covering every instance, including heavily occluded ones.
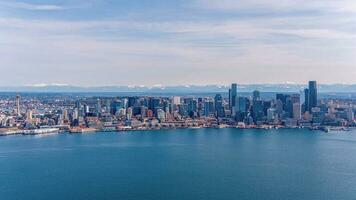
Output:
[0,0,355,86]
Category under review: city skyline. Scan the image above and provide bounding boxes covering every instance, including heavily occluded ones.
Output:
[1,80,355,136]
[1,0,356,86]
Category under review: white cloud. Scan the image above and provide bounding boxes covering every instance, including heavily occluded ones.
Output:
[0,1,65,11]
[0,0,355,86]
[191,0,356,13]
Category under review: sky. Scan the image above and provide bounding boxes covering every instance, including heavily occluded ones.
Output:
[0,0,356,86]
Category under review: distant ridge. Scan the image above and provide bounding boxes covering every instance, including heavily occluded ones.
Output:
[1,84,356,93]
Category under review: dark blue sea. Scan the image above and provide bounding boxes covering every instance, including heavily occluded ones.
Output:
[1,128,356,200]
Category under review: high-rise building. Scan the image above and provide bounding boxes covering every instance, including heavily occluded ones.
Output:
[267,108,277,121]
[347,107,354,122]
[156,109,166,122]
[105,99,111,113]
[253,90,260,101]
[215,94,225,118]
[293,103,301,120]
[185,98,198,118]
[204,100,214,117]
[304,88,309,113]
[236,97,248,112]
[308,81,317,111]
[16,95,21,117]
[252,100,264,122]
[229,83,237,110]
[96,99,101,115]
[128,97,137,108]
[290,94,301,119]
[173,96,181,105]
[26,109,33,121]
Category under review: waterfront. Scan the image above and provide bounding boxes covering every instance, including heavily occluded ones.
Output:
[1,128,356,200]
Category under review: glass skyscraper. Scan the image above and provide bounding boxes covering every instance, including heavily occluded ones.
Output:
[308,81,317,111]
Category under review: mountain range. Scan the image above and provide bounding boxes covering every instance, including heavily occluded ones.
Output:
[0,84,356,93]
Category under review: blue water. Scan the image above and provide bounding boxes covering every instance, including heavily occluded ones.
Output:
[1,128,356,200]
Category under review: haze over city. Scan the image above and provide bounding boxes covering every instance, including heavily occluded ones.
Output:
[1,0,356,86]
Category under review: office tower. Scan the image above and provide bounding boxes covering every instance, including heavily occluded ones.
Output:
[149,98,161,112]
[16,95,20,117]
[173,96,181,105]
[128,97,137,108]
[233,96,248,121]
[185,98,197,113]
[236,97,248,112]
[120,98,128,109]
[289,94,301,118]
[347,107,354,122]
[204,100,214,117]
[156,109,166,122]
[276,93,290,113]
[83,104,90,114]
[308,81,317,111]
[304,89,309,113]
[291,94,300,104]
[293,103,301,120]
[228,89,231,109]
[267,108,277,121]
[73,109,79,120]
[163,100,170,114]
[215,94,225,118]
[285,96,293,118]
[276,94,287,106]
[126,107,133,120]
[179,104,189,117]
[111,100,123,115]
[253,90,260,101]
[26,109,33,121]
[140,106,148,118]
[229,83,237,110]
[252,100,264,122]
[96,99,101,115]
[105,99,111,113]
[197,98,203,117]
[62,109,69,121]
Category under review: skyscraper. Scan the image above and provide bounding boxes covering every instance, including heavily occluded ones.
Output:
[172,96,181,105]
[304,88,309,113]
[253,90,260,101]
[293,103,301,120]
[215,94,225,118]
[229,83,237,110]
[308,81,318,111]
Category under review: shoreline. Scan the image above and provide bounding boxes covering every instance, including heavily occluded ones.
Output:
[0,126,354,137]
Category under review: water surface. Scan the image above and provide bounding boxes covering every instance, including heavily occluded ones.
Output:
[1,128,356,200]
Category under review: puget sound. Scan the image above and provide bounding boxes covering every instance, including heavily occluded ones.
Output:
[1,128,356,200]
